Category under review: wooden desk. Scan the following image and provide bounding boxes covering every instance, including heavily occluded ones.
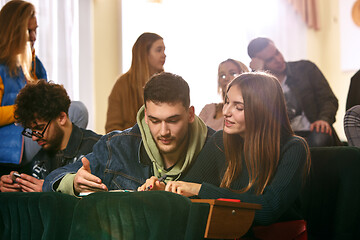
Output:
[191,199,261,239]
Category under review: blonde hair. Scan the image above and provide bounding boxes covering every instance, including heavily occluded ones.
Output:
[221,72,310,195]
[217,58,249,97]
[0,0,35,82]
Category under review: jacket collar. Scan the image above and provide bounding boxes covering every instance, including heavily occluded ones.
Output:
[284,62,298,86]
[129,123,152,167]
[62,123,83,158]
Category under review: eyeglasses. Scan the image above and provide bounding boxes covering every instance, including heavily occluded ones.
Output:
[22,120,51,139]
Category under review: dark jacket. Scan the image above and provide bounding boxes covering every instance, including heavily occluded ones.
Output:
[346,69,360,111]
[285,60,338,125]
[33,123,101,180]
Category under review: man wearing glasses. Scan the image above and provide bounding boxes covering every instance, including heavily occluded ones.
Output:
[0,80,101,192]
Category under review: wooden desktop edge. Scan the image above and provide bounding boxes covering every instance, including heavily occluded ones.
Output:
[191,199,261,239]
[191,199,261,210]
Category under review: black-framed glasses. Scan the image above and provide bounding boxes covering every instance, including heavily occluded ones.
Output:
[22,120,51,139]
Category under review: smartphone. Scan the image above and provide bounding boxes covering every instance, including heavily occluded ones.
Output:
[12,172,21,181]
[13,172,21,178]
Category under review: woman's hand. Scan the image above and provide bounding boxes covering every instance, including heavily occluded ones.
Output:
[165,181,201,197]
[137,176,165,191]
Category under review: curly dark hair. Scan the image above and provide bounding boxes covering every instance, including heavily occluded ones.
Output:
[14,80,71,128]
[144,72,190,108]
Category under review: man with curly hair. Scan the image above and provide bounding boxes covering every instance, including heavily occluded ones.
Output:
[0,80,101,192]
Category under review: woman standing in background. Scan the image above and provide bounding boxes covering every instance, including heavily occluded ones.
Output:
[105,32,166,133]
[0,0,36,174]
[199,58,248,131]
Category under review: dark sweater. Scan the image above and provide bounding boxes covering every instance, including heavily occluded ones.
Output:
[33,124,101,180]
[194,131,308,226]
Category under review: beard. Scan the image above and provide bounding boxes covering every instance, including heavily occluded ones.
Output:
[42,123,64,153]
[155,131,189,156]
[156,139,177,154]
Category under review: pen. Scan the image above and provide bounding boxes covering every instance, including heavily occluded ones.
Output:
[145,174,168,191]
[158,174,167,182]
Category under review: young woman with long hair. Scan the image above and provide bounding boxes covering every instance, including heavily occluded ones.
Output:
[105,32,166,133]
[0,0,36,172]
[0,1,34,82]
[165,72,311,226]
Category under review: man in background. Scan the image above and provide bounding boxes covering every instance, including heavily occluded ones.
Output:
[247,37,339,147]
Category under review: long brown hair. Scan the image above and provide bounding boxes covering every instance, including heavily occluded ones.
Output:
[221,72,310,195]
[121,32,164,119]
[0,0,35,81]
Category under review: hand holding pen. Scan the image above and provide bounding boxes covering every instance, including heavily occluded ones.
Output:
[137,175,167,192]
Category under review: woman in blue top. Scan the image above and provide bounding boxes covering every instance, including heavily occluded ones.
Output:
[165,72,311,226]
[0,1,35,171]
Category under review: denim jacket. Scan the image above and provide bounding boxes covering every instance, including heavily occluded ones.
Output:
[35,123,101,181]
[43,124,215,192]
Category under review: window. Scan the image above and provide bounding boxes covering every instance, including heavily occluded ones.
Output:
[121,0,306,114]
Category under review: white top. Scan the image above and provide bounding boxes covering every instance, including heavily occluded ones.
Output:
[199,103,224,131]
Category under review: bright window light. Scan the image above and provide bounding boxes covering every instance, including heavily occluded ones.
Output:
[122,0,306,115]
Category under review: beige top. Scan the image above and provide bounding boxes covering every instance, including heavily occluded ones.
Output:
[105,75,143,133]
[199,103,224,131]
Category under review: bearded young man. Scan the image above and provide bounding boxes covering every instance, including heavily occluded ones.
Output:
[0,80,101,192]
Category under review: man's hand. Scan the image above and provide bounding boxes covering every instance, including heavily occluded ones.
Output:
[74,157,108,195]
[165,181,201,197]
[249,57,265,72]
[310,120,332,136]
[0,172,22,192]
[16,173,44,192]
[137,176,165,191]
